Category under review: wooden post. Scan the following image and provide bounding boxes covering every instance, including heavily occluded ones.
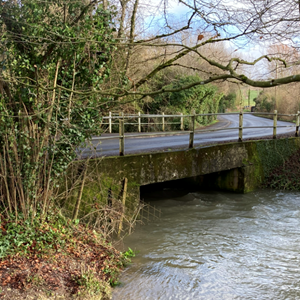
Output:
[180,113,184,130]
[119,112,124,156]
[238,111,243,142]
[273,110,277,139]
[296,111,300,137]
[109,111,112,133]
[118,178,128,237]
[138,111,141,133]
[72,165,88,221]
[162,112,165,131]
[189,114,195,148]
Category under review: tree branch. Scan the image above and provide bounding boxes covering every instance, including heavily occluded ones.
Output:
[134,11,197,44]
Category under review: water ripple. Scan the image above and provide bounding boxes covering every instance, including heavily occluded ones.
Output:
[113,189,300,300]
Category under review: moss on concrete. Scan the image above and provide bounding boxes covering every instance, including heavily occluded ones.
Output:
[67,137,300,212]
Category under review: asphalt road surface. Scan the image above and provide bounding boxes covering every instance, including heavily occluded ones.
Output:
[79,114,296,158]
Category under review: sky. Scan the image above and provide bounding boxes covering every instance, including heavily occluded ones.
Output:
[137,0,284,79]
[139,0,265,52]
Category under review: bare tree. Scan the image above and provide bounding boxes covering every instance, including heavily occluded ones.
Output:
[3,0,300,106]
[119,0,300,98]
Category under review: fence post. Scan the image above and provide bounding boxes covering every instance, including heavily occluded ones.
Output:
[119,112,124,156]
[189,114,195,148]
[109,111,112,133]
[180,113,184,130]
[118,177,128,237]
[238,111,243,142]
[273,110,277,139]
[138,111,141,133]
[162,112,165,131]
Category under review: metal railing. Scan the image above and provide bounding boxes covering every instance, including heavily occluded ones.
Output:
[99,110,300,156]
[103,112,184,133]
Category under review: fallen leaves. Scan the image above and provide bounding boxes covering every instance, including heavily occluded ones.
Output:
[0,224,125,298]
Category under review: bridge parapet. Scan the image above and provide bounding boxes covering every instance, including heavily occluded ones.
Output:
[99,111,300,156]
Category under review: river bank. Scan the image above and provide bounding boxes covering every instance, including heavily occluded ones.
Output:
[0,210,132,300]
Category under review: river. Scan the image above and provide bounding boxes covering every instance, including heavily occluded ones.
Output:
[112,188,300,300]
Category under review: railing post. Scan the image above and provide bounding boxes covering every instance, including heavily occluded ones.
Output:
[138,111,141,133]
[296,111,300,137]
[238,111,243,142]
[180,113,184,130]
[162,112,165,131]
[119,112,124,156]
[189,114,195,148]
[273,110,277,139]
[109,111,112,133]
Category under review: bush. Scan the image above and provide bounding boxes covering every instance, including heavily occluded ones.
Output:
[219,92,236,112]
[254,91,275,112]
[143,75,222,129]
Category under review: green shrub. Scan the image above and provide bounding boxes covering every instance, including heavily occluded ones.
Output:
[143,75,222,129]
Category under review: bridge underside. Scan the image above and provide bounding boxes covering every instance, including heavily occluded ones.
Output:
[70,137,300,209]
[192,165,258,193]
[140,166,256,199]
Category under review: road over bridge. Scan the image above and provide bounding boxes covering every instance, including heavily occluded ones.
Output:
[80,114,296,158]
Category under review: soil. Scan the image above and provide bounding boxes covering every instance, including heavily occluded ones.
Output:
[0,225,125,300]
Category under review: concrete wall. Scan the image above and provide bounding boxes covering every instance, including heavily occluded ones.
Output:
[72,137,300,209]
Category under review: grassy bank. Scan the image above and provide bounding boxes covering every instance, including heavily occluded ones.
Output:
[0,210,133,299]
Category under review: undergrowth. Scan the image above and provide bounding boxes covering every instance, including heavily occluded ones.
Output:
[263,149,300,190]
[0,208,135,299]
[0,210,71,258]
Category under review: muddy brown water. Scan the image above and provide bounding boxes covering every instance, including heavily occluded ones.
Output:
[113,188,300,300]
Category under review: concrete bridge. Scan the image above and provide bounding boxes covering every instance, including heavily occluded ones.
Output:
[72,137,300,211]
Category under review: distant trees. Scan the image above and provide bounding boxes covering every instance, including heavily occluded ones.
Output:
[101,0,300,115]
[253,43,300,114]
[144,74,222,127]
[253,91,275,113]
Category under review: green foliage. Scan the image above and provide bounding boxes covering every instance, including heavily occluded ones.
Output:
[262,148,300,190]
[248,90,259,106]
[219,92,236,112]
[121,247,135,263]
[75,270,109,295]
[93,247,136,287]
[254,90,275,112]
[144,75,222,128]
[0,209,71,258]
[0,0,118,218]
